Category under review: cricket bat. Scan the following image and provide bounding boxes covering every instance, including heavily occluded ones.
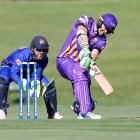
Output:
[90,65,113,95]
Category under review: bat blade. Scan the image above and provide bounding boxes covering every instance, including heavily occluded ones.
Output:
[94,66,113,95]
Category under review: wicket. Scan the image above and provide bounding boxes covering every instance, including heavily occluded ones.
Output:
[19,62,37,120]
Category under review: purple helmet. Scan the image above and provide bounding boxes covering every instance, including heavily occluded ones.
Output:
[30,35,49,50]
[100,13,117,33]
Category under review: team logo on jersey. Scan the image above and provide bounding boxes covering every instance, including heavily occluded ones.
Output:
[16,59,21,66]
[39,39,45,45]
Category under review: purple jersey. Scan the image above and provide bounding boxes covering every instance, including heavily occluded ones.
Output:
[57,16,106,61]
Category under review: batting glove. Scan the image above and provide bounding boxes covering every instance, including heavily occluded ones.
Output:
[89,60,97,77]
[80,56,91,69]
[90,60,96,70]
[79,48,90,60]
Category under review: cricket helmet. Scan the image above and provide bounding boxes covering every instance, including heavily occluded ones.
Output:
[100,13,117,33]
[30,35,49,50]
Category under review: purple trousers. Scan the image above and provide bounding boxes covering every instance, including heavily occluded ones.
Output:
[56,57,93,115]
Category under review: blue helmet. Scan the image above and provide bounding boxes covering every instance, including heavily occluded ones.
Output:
[100,13,117,33]
[30,35,49,50]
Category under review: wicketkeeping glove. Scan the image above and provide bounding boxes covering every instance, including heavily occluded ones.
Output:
[22,79,27,92]
[40,82,47,96]
[30,81,47,97]
[30,80,41,97]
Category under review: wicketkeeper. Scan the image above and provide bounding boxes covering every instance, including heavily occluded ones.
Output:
[56,13,117,119]
[0,35,63,120]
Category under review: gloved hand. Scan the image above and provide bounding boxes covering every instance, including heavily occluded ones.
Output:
[80,56,91,69]
[89,60,97,77]
[79,48,91,69]
[89,69,96,77]
[79,48,90,60]
[30,80,41,97]
[30,81,47,97]
[40,82,47,96]
[22,79,27,92]
[90,60,96,70]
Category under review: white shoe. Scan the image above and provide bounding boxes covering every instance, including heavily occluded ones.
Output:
[86,112,102,119]
[78,112,102,120]
[0,110,6,120]
[77,114,87,119]
[53,112,64,120]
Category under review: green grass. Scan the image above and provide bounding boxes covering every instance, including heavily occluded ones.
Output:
[0,105,140,140]
[0,0,139,106]
[0,0,139,102]
[0,1,140,139]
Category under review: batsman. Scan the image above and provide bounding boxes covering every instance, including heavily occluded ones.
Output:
[56,13,117,119]
[0,35,63,120]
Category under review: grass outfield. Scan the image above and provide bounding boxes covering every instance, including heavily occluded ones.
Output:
[0,1,140,139]
[0,105,140,140]
[0,0,139,106]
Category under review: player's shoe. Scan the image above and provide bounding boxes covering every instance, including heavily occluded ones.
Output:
[53,112,64,120]
[71,101,80,115]
[71,100,97,115]
[77,114,87,119]
[86,112,102,119]
[78,112,102,120]
[0,110,6,120]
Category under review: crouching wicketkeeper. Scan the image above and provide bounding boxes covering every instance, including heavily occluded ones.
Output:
[0,35,63,120]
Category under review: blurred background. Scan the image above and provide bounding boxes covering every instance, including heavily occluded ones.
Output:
[0,0,139,107]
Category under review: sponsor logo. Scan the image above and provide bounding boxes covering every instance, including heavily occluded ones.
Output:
[39,39,45,45]
[110,23,116,28]
[16,59,21,65]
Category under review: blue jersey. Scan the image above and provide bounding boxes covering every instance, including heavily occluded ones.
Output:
[1,47,48,84]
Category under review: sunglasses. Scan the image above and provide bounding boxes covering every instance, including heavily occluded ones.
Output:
[35,48,48,53]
